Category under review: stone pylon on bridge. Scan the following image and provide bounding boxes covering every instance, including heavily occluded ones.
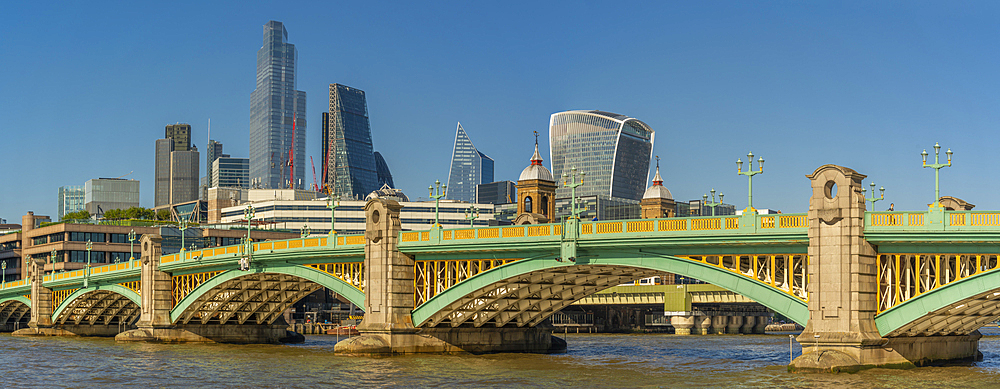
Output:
[334,198,561,354]
[791,165,981,372]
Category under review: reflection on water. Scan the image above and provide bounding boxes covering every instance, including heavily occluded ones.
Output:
[4,328,1000,388]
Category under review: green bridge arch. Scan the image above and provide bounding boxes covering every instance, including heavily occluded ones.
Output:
[0,295,31,309]
[170,264,365,324]
[411,250,810,327]
[51,284,142,322]
[875,268,1000,337]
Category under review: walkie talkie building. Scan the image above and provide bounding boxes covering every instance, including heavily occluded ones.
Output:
[549,110,654,201]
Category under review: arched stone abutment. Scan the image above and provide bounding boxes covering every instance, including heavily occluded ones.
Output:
[170,264,364,326]
[411,252,809,329]
[33,285,143,337]
[875,269,1000,337]
[0,297,31,332]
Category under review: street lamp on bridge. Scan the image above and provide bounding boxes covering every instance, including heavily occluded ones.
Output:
[465,205,479,227]
[128,229,136,265]
[562,167,585,220]
[326,196,339,235]
[84,240,92,288]
[2,261,6,288]
[736,152,764,213]
[922,142,952,206]
[862,182,885,211]
[179,217,189,254]
[429,180,447,228]
[702,189,724,217]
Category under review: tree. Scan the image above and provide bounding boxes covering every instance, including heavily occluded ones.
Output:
[155,209,172,221]
[124,206,154,220]
[62,210,91,221]
[103,209,126,220]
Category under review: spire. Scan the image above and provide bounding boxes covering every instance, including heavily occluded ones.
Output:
[531,131,543,166]
[652,156,663,186]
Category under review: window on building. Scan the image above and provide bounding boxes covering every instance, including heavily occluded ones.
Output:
[524,196,533,213]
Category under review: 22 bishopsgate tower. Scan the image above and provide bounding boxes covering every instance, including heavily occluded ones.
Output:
[250,21,306,189]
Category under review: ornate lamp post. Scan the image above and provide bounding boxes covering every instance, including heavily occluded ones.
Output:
[862,182,885,211]
[922,142,952,205]
[465,205,480,227]
[326,196,339,235]
[179,218,189,254]
[128,229,136,265]
[702,189,724,217]
[241,204,256,271]
[2,261,6,288]
[84,240,92,287]
[244,204,256,242]
[301,225,311,238]
[562,167,586,220]
[736,152,764,213]
[429,180,447,227]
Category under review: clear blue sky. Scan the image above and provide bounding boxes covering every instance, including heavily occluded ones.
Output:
[2,1,999,222]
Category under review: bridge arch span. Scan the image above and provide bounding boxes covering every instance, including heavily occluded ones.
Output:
[411,253,809,328]
[170,264,365,325]
[0,296,31,329]
[51,284,141,327]
[875,269,1000,337]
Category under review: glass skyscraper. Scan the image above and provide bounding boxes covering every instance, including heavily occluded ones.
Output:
[326,84,378,199]
[373,151,394,188]
[58,185,85,220]
[250,20,306,190]
[549,110,654,201]
[447,123,494,202]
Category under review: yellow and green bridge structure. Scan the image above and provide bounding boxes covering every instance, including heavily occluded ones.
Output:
[1,165,998,370]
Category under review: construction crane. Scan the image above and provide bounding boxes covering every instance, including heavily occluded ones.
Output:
[117,171,133,179]
[310,156,319,192]
[287,113,296,189]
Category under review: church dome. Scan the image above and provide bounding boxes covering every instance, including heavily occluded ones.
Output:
[642,163,673,200]
[519,142,554,182]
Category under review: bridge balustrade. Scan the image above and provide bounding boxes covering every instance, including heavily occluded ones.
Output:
[866,210,1000,231]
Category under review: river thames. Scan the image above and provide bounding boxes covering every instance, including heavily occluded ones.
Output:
[3,328,1000,388]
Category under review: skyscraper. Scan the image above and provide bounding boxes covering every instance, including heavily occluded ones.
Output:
[85,178,140,216]
[549,110,654,201]
[207,139,225,169]
[326,84,378,198]
[250,20,306,190]
[373,151,394,188]
[165,123,191,151]
[446,123,494,202]
[57,185,85,220]
[155,124,200,206]
[211,157,250,188]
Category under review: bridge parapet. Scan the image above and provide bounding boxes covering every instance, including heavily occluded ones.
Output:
[866,210,1000,233]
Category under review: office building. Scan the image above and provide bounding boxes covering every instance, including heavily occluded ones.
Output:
[326,84,377,198]
[321,111,330,190]
[84,178,140,216]
[165,123,191,151]
[373,151,394,188]
[446,123,494,202]
[210,157,250,188]
[220,190,496,235]
[250,20,306,190]
[549,110,654,201]
[57,185,85,220]
[155,133,200,206]
[477,181,516,205]
[207,140,225,169]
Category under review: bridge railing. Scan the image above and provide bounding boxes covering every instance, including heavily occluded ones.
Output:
[866,210,1000,232]
[41,260,141,284]
[400,213,808,246]
[160,234,366,265]
[0,277,30,290]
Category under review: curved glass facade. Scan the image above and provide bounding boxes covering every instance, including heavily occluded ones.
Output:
[446,123,494,202]
[549,111,654,201]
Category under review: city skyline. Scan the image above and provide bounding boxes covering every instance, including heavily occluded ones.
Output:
[5,3,1000,221]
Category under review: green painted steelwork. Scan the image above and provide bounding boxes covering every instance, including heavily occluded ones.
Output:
[50,284,141,322]
[0,295,31,309]
[169,264,365,324]
[410,250,809,327]
[874,260,1000,336]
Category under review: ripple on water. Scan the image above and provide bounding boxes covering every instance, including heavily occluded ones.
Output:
[3,331,1000,388]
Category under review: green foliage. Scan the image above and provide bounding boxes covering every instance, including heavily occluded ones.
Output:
[155,209,172,221]
[62,210,92,221]
[103,207,156,220]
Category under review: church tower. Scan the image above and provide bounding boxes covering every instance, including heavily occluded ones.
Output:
[515,133,556,224]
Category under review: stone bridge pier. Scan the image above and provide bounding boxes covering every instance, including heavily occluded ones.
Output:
[334,198,563,354]
[790,165,981,372]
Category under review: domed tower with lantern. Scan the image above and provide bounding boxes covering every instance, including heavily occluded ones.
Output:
[514,132,556,225]
[641,156,676,219]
